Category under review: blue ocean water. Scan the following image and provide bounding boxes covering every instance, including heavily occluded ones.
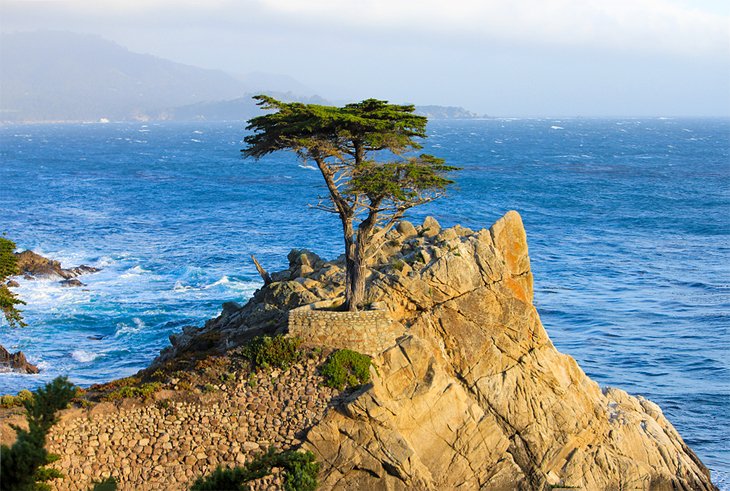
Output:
[1,119,728,485]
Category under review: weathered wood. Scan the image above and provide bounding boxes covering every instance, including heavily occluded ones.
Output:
[251,255,273,285]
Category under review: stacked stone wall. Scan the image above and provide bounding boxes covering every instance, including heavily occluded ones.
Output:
[41,357,337,491]
[287,305,404,356]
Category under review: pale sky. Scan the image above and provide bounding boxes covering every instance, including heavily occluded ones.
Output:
[2,0,729,116]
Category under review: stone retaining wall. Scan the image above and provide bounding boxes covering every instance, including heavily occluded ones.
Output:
[43,357,338,491]
[287,304,405,356]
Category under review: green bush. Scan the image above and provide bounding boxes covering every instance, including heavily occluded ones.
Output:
[1,389,37,408]
[320,349,372,390]
[1,394,16,408]
[243,335,302,371]
[0,376,76,491]
[103,382,161,401]
[190,447,319,491]
[17,389,34,403]
[90,476,117,491]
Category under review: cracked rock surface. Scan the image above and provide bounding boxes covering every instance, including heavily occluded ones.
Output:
[303,211,715,490]
[155,211,716,490]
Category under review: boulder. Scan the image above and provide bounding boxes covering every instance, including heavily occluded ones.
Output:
[421,216,441,237]
[15,250,99,281]
[395,220,417,239]
[0,345,39,374]
[60,278,85,288]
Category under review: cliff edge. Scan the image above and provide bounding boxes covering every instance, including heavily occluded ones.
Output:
[155,211,715,490]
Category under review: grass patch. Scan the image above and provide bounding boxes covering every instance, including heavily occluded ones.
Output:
[320,349,372,390]
[243,335,302,371]
[102,381,162,401]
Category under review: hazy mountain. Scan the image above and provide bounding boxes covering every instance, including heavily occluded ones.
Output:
[0,31,308,122]
[414,105,483,119]
[0,31,480,122]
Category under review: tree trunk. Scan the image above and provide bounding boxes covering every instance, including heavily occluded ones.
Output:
[250,255,272,285]
[342,219,359,312]
[345,203,380,311]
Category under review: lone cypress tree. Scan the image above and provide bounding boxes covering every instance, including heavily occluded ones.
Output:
[243,96,457,311]
[0,236,26,327]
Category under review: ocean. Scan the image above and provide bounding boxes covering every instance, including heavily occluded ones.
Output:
[1,118,728,486]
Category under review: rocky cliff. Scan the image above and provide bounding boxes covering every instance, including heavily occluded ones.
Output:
[155,211,715,490]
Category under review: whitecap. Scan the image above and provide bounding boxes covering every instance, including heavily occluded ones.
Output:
[173,280,194,292]
[120,265,150,278]
[115,317,146,336]
[71,350,99,363]
[193,130,204,134]
[298,164,316,170]
[190,138,202,143]
[550,126,564,130]
[205,276,231,288]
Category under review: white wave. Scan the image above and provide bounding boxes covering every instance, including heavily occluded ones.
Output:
[192,130,204,134]
[96,255,117,268]
[115,317,146,336]
[120,265,150,278]
[298,164,317,170]
[550,125,564,130]
[173,280,194,292]
[190,138,202,143]
[205,276,231,288]
[71,350,99,363]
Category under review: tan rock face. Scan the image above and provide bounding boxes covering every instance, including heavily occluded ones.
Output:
[303,212,716,491]
[152,211,716,490]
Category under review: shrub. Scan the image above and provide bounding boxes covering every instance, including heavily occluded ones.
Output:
[91,476,118,491]
[243,335,302,371]
[1,394,16,408]
[190,447,319,491]
[103,382,161,401]
[0,376,76,491]
[320,349,372,390]
[17,389,34,403]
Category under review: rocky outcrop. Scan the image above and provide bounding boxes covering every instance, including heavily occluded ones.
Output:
[14,250,99,286]
[154,211,716,490]
[0,344,39,374]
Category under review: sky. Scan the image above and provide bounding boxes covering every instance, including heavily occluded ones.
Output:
[2,0,729,116]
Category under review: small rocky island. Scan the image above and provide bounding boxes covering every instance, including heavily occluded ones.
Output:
[0,212,717,490]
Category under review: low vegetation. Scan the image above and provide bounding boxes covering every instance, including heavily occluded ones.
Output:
[95,376,162,402]
[190,447,319,491]
[243,335,302,371]
[0,388,34,408]
[320,349,372,390]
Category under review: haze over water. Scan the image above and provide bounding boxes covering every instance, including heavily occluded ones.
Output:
[0,118,728,486]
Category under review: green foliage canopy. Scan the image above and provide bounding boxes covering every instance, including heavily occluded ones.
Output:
[0,376,77,491]
[0,236,26,327]
[243,96,458,310]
